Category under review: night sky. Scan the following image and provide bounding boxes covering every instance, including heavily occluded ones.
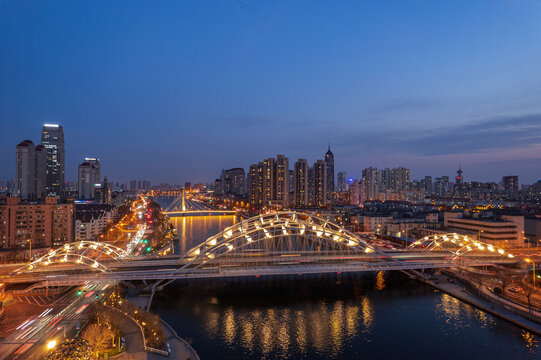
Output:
[1,1,541,184]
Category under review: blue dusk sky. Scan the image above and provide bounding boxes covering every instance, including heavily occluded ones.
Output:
[1,0,541,184]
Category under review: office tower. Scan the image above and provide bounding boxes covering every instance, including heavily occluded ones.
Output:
[130,180,137,191]
[34,145,47,199]
[275,155,289,205]
[456,164,463,185]
[502,176,519,192]
[15,140,36,200]
[41,124,65,198]
[78,158,100,199]
[324,146,335,193]
[390,167,410,191]
[313,160,327,207]
[337,172,347,192]
[362,167,379,200]
[294,159,309,207]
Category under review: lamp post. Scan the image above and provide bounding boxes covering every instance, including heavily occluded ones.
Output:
[478,230,483,242]
[526,258,536,288]
[27,238,31,262]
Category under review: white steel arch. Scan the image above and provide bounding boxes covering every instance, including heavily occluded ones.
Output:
[177,212,380,271]
[409,233,516,260]
[15,241,134,274]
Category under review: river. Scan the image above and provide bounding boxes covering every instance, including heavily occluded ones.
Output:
[152,215,540,360]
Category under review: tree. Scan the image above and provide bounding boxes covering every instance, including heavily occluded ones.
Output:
[81,323,115,357]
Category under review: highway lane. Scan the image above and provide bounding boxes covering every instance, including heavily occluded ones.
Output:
[0,281,114,360]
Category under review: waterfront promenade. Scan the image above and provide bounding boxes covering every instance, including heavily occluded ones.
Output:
[416,271,541,336]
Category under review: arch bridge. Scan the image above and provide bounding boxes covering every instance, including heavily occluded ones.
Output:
[2,212,521,289]
[155,191,236,216]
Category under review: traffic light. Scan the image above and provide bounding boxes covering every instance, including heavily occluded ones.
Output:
[146,247,151,252]
[77,290,82,296]
[143,239,148,244]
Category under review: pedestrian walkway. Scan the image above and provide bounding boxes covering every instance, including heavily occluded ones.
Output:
[419,271,541,335]
[147,320,199,360]
[105,308,147,360]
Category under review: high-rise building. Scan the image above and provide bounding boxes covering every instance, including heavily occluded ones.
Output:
[288,170,294,196]
[41,124,65,198]
[313,160,327,207]
[390,167,410,191]
[502,176,519,192]
[35,145,47,199]
[456,164,464,185]
[424,176,432,195]
[15,140,36,200]
[142,180,151,190]
[294,159,309,207]
[222,168,246,195]
[263,158,276,204]
[306,166,313,205]
[324,146,334,194]
[380,168,391,190]
[275,155,289,206]
[130,180,137,191]
[247,155,292,209]
[214,179,223,196]
[102,176,111,204]
[248,163,264,208]
[362,167,379,200]
[78,158,100,200]
[337,172,347,192]
[0,197,73,251]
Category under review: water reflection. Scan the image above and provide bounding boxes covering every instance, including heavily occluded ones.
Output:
[435,293,495,330]
[156,215,541,360]
[195,294,373,356]
[522,330,539,355]
[169,215,237,254]
[374,270,386,291]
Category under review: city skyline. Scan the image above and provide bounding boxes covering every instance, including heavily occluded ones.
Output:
[2,3,541,359]
[1,1,541,184]
[3,125,539,186]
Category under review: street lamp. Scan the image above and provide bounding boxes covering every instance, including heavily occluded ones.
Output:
[526,258,536,288]
[46,340,57,350]
[27,238,31,262]
[478,230,483,242]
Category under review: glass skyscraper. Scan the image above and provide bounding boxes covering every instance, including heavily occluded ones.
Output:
[41,124,65,198]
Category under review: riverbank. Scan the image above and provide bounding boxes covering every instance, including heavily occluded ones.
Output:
[409,269,541,336]
[124,294,200,360]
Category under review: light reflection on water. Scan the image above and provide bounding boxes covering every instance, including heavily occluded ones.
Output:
[156,215,541,360]
[198,296,370,356]
[168,215,237,254]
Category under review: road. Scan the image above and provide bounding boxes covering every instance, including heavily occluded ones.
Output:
[0,282,114,359]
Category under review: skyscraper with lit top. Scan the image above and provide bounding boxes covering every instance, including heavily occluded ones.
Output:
[41,124,65,198]
[324,146,334,194]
